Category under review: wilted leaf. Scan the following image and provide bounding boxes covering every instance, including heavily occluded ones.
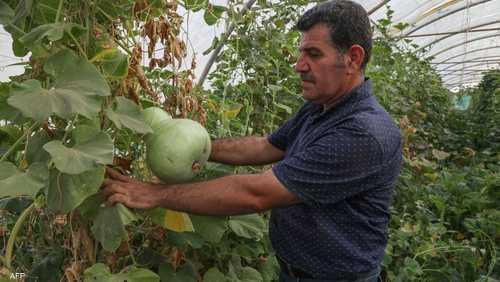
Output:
[105,97,153,134]
[95,48,129,78]
[150,208,194,232]
[432,149,450,160]
[91,204,137,252]
[229,214,266,240]
[46,166,105,213]
[43,132,113,174]
[7,50,110,121]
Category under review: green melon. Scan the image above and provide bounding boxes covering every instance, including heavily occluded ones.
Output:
[143,107,172,131]
[146,119,211,183]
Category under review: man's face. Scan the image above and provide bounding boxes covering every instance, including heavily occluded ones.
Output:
[294,24,349,104]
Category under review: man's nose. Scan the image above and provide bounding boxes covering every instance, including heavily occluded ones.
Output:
[294,55,309,73]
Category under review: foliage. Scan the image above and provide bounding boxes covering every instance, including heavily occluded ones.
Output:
[0,1,498,282]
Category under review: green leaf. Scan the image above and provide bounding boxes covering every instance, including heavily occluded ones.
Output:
[239,267,263,282]
[7,50,110,121]
[229,214,266,240]
[204,4,226,26]
[92,48,129,78]
[203,268,227,282]
[46,166,105,213]
[105,97,153,134]
[182,0,207,11]
[83,263,160,282]
[191,215,228,243]
[159,262,197,282]
[0,1,14,24]
[0,83,22,121]
[19,23,86,49]
[0,162,48,198]
[25,131,51,165]
[259,256,279,282]
[27,248,65,282]
[166,230,205,249]
[91,204,137,252]
[43,132,113,175]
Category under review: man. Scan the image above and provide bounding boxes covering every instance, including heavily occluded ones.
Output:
[102,1,402,281]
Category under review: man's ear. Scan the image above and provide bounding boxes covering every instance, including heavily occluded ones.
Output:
[346,45,365,74]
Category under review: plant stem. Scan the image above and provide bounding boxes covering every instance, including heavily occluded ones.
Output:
[5,203,35,270]
[55,0,64,23]
[69,31,87,59]
[197,0,258,88]
[0,122,39,163]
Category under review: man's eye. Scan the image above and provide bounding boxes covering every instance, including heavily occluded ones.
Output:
[309,51,322,58]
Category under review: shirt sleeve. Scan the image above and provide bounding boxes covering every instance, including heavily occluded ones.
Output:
[267,103,310,151]
[271,126,383,206]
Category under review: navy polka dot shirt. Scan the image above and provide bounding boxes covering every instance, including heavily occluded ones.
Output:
[268,79,402,278]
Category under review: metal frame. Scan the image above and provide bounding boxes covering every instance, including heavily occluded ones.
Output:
[437,55,500,71]
[402,0,493,36]
[437,61,500,72]
[416,20,500,51]
[434,46,500,64]
[426,33,500,58]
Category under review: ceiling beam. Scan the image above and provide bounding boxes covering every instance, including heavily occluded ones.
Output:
[430,59,500,64]
[402,0,493,36]
[426,33,500,59]
[437,55,500,72]
[434,46,500,64]
[437,61,500,72]
[416,20,500,51]
[404,27,500,38]
[368,0,390,15]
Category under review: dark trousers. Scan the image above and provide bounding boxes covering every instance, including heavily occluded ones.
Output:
[278,267,380,282]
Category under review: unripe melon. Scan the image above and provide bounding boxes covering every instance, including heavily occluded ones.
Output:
[143,107,172,131]
[146,119,211,183]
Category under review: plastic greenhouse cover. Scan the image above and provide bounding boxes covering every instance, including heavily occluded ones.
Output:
[1,0,499,89]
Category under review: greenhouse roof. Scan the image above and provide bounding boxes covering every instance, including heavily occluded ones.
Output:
[1,0,499,89]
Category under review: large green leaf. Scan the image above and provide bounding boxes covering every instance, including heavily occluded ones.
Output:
[7,50,110,121]
[105,97,153,134]
[159,262,197,282]
[182,0,207,11]
[191,215,228,243]
[43,131,113,175]
[239,267,263,282]
[203,4,226,26]
[0,83,22,121]
[91,204,138,252]
[25,130,51,165]
[228,214,266,240]
[0,162,48,198]
[0,1,14,24]
[203,268,227,282]
[83,263,159,282]
[19,23,86,49]
[46,166,105,213]
[92,48,129,78]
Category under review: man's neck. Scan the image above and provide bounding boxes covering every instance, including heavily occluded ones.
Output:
[323,74,365,111]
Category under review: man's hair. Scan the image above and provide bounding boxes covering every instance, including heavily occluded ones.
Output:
[296,0,373,70]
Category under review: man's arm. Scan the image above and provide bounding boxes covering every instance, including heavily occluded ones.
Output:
[102,167,300,215]
[209,136,285,166]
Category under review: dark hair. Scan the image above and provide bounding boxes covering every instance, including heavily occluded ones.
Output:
[296,0,373,70]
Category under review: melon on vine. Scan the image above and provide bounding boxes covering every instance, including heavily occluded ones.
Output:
[143,107,172,131]
[146,118,211,183]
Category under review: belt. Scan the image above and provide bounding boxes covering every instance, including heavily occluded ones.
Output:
[276,255,380,281]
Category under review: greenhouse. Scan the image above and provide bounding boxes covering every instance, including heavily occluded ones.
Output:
[0,0,499,281]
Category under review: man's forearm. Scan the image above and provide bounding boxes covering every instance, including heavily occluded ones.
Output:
[156,174,264,216]
[209,136,283,165]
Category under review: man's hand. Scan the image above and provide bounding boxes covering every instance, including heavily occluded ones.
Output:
[101,167,164,209]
